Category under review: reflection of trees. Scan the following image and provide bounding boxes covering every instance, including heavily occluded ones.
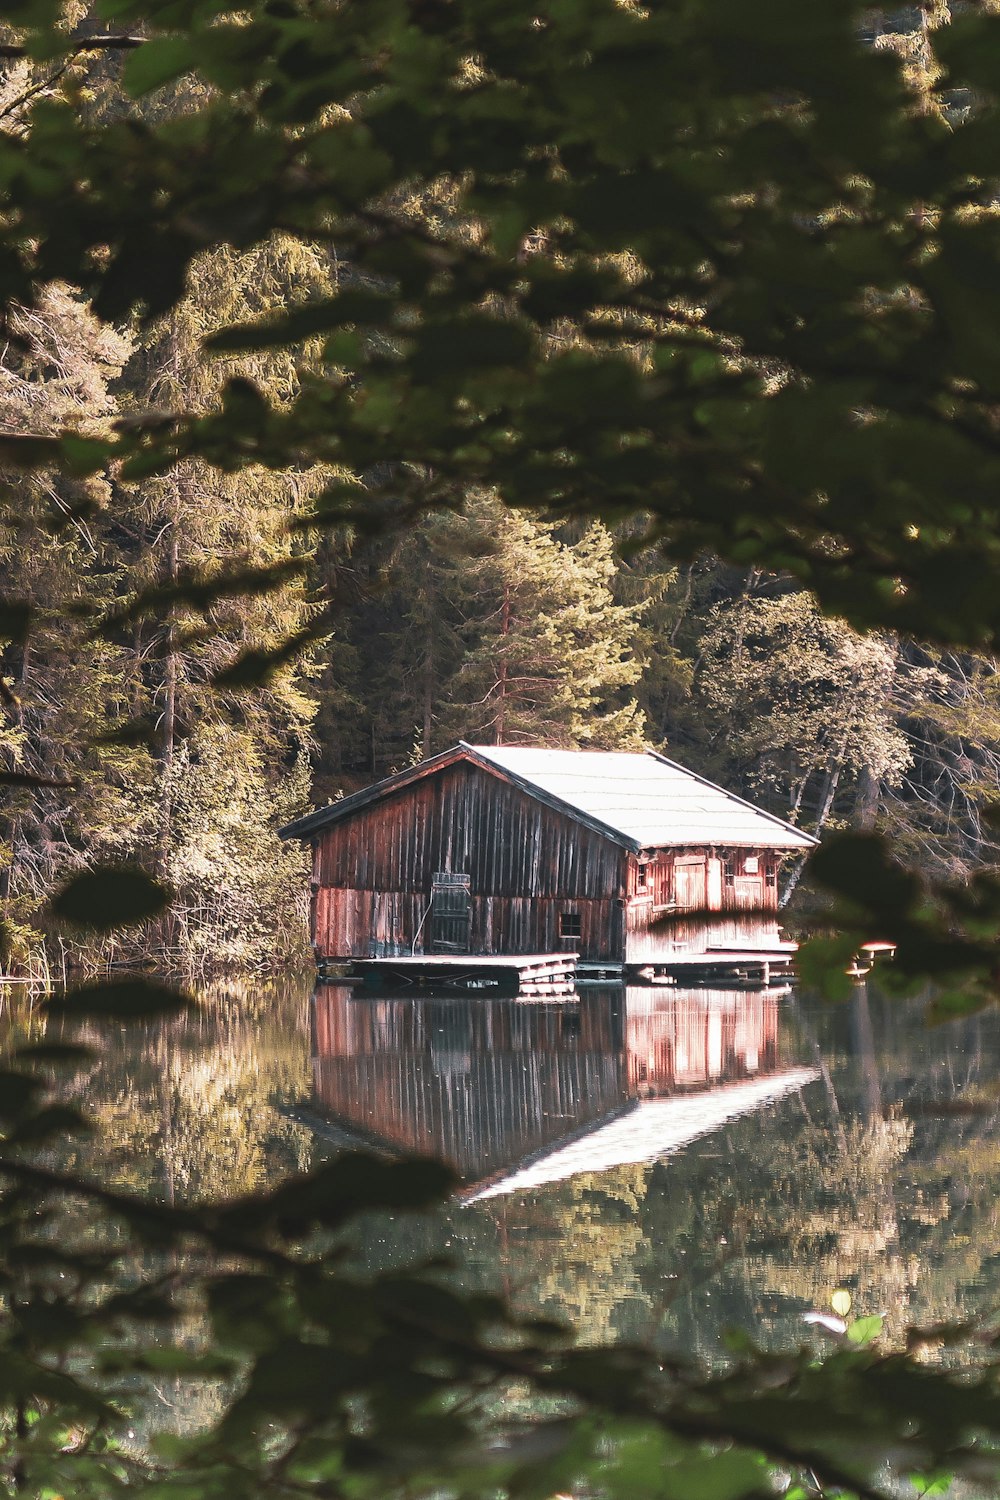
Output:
[58,980,314,1203]
[445,988,1000,1367]
[519,1166,651,1345]
[34,978,1000,1384]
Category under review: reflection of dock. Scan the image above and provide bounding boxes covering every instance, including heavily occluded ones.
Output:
[304,986,812,1190]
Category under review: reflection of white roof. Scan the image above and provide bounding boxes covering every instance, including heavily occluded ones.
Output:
[462,1067,819,1201]
[466,746,816,851]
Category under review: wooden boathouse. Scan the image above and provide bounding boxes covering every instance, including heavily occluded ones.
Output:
[279,743,817,979]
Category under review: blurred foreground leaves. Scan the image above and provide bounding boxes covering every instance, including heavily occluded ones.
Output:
[6,1,1000,1495]
[803,830,1000,1020]
[8,0,1000,645]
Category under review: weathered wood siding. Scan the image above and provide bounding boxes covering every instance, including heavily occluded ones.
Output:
[311,759,626,960]
[623,848,784,964]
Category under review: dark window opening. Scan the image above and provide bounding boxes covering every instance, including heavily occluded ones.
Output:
[636,864,648,889]
[723,859,735,887]
[766,867,778,886]
[559,912,582,939]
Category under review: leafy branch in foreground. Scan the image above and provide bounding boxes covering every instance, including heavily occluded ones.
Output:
[7,1,1000,644]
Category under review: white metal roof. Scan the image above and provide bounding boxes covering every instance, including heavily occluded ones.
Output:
[464,745,817,851]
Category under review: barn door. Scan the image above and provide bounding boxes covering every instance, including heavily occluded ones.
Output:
[430,872,471,952]
[674,857,707,909]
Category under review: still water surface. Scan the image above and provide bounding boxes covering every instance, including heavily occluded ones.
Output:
[70,979,1000,1361]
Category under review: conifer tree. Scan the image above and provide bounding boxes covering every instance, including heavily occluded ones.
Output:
[0,286,145,969]
[107,237,337,960]
[436,495,648,748]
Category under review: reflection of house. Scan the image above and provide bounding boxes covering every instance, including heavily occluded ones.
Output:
[625,988,780,1097]
[280,743,816,972]
[462,1069,819,1202]
[306,987,817,1193]
[311,987,628,1182]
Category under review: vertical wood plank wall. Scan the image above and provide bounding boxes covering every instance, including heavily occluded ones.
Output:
[623,850,785,963]
[312,760,626,960]
[309,760,790,963]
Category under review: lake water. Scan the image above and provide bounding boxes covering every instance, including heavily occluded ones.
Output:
[61,978,1000,1362]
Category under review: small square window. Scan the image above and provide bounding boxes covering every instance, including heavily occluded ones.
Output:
[559,912,582,939]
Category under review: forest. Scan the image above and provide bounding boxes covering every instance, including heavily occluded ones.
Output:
[8,287,1000,972]
[7,0,1000,1497]
[3,2,1000,978]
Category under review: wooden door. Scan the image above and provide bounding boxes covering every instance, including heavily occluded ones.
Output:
[430,871,471,952]
[674,857,707,909]
[732,876,765,909]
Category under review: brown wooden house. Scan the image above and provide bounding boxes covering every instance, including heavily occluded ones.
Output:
[279,743,817,973]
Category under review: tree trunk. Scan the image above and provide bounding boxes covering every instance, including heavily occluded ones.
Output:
[158,524,179,871]
[495,581,511,745]
[813,759,844,834]
[854,764,880,830]
[422,633,434,758]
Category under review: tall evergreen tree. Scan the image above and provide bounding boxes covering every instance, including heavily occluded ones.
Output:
[436,497,647,747]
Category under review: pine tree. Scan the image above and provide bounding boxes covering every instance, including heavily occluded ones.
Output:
[108,238,336,963]
[0,286,147,970]
[419,496,649,749]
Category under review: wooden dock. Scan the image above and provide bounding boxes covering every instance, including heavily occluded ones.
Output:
[347,952,579,999]
[631,945,797,988]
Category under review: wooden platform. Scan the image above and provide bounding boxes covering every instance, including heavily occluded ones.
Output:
[631,946,796,987]
[348,952,579,999]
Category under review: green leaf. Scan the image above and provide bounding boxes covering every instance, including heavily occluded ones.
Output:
[808,833,920,919]
[847,1314,884,1346]
[0,600,33,645]
[205,290,397,352]
[123,35,196,97]
[925,988,989,1026]
[50,865,170,930]
[410,315,534,382]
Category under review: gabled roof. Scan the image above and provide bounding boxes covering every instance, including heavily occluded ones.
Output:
[470,746,817,851]
[279,742,818,852]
